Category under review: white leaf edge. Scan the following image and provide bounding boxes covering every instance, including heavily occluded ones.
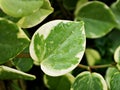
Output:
[114,45,120,63]
[30,20,86,76]
[71,71,107,90]
[29,20,71,65]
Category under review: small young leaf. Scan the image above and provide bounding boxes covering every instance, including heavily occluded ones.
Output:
[105,67,118,89]
[114,46,120,63]
[0,65,36,80]
[44,73,75,90]
[111,0,120,29]
[30,20,86,76]
[0,0,43,17]
[75,1,117,38]
[0,18,29,64]
[13,47,33,72]
[85,48,101,66]
[17,0,53,28]
[71,71,107,90]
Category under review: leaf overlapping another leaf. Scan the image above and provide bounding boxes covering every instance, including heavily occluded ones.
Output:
[75,1,117,38]
[30,20,86,76]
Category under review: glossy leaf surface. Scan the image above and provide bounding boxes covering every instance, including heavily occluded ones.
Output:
[30,20,86,76]
[17,0,53,28]
[0,18,29,64]
[0,0,43,17]
[71,71,107,90]
[75,1,117,38]
[111,0,120,29]
[106,67,120,90]
[105,67,118,89]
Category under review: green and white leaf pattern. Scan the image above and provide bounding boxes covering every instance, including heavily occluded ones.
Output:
[30,20,86,76]
[105,67,118,89]
[0,65,36,80]
[0,0,43,17]
[75,1,117,38]
[0,18,29,64]
[17,0,53,28]
[71,71,107,90]
[114,45,120,63]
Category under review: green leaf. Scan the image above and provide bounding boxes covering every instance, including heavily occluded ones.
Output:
[110,72,120,90]
[0,0,43,17]
[63,0,78,10]
[114,46,120,63]
[114,46,120,71]
[13,47,33,72]
[75,1,117,38]
[17,0,53,28]
[71,71,107,90]
[85,48,101,66]
[105,67,118,89]
[0,65,36,80]
[0,10,20,23]
[0,18,29,64]
[75,0,88,15]
[107,29,120,53]
[44,73,75,90]
[111,0,120,29]
[30,20,86,76]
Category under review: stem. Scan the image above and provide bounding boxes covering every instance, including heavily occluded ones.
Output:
[16,53,30,58]
[0,81,6,90]
[78,64,90,71]
[78,62,116,71]
[19,80,26,90]
[90,64,112,69]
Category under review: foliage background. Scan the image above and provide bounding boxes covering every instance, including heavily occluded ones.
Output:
[0,0,120,90]
[26,0,117,90]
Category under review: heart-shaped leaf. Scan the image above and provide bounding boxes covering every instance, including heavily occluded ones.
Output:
[75,1,117,38]
[0,0,43,17]
[17,0,53,28]
[0,18,29,64]
[30,20,86,76]
[44,73,75,90]
[71,71,107,90]
[0,65,35,80]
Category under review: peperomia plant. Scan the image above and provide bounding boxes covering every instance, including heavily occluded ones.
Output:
[0,0,120,90]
